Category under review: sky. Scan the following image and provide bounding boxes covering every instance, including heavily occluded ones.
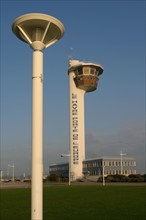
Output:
[0,0,145,177]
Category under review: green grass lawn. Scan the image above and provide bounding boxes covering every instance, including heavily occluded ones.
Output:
[0,185,146,220]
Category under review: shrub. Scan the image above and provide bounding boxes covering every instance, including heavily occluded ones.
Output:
[97,174,146,183]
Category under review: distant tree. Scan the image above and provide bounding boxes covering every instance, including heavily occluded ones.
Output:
[106,175,114,182]
[97,176,103,182]
[105,175,128,182]
[142,174,146,182]
[97,174,146,183]
[128,174,145,182]
[48,174,61,182]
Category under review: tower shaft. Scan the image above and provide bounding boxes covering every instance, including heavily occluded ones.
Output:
[69,71,85,181]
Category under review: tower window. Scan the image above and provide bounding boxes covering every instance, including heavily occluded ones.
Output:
[83,67,90,74]
[90,68,96,75]
[76,67,82,75]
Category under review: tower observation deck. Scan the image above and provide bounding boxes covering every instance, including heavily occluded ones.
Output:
[68,60,104,92]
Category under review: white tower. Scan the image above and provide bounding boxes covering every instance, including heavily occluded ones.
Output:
[68,59,103,181]
[12,13,64,220]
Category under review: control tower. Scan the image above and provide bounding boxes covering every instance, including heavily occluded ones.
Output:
[68,59,104,181]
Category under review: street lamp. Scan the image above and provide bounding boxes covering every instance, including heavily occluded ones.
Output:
[61,154,71,185]
[102,163,105,186]
[8,164,15,182]
[12,13,64,220]
[0,170,3,182]
[120,150,126,175]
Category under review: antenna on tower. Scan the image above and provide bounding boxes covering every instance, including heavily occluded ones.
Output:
[68,47,74,60]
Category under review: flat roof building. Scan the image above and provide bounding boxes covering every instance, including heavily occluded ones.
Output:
[49,157,136,182]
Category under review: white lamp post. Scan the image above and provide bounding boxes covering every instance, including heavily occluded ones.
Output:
[61,154,71,185]
[12,13,64,220]
[12,164,15,182]
[7,164,10,179]
[8,164,15,181]
[120,150,126,175]
[102,163,105,186]
[0,170,3,182]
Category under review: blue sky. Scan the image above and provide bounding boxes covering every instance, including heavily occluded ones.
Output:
[1,1,145,176]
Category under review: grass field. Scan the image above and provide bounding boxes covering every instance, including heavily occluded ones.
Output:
[0,185,146,220]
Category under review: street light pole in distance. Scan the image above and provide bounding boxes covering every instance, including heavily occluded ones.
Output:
[8,164,15,182]
[61,154,71,185]
[12,13,64,220]
[102,163,105,186]
[120,150,126,175]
